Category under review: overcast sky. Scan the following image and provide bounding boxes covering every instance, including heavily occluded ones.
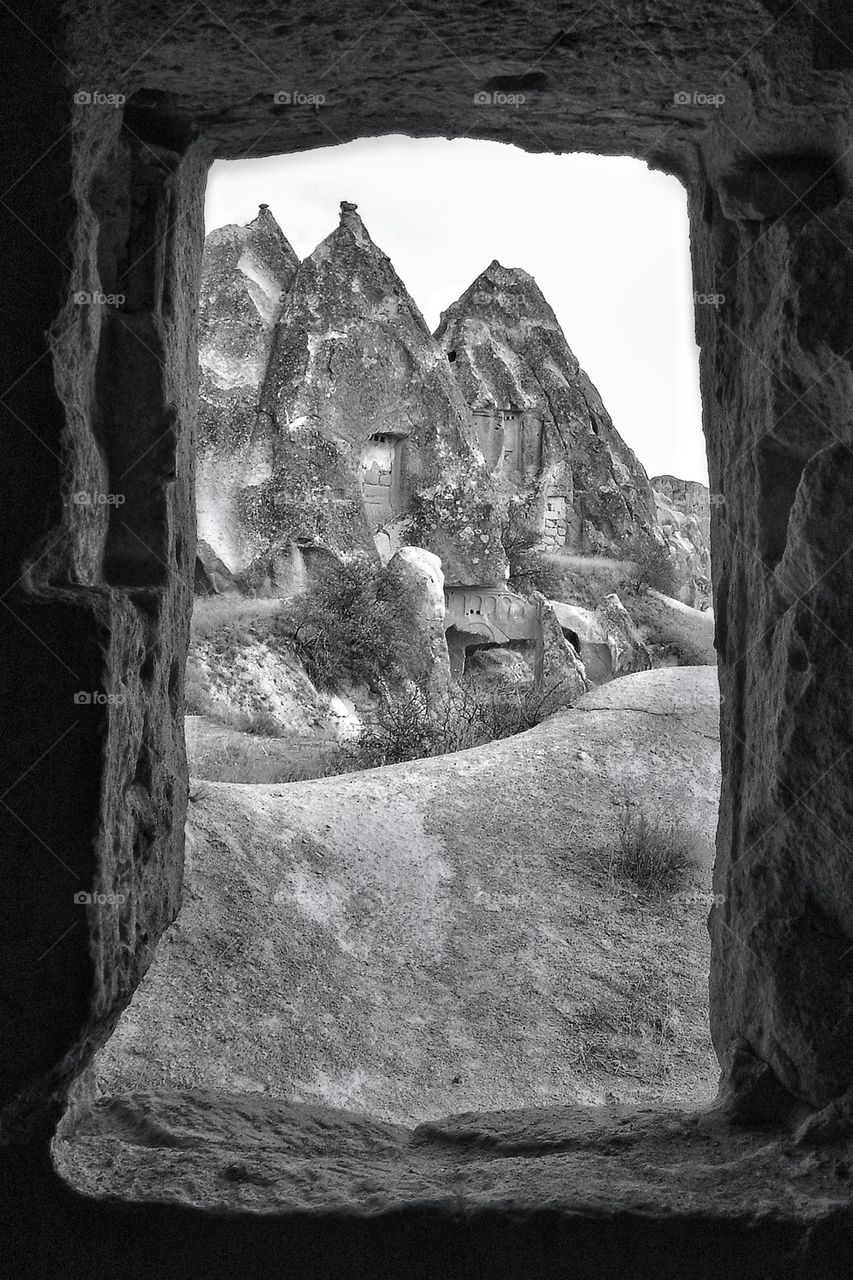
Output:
[206,137,707,484]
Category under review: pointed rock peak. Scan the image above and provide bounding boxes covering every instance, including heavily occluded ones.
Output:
[336,198,373,248]
[473,259,541,295]
[246,203,299,267]
[435,260,558,342]
[250,202,275,227]
[250,202,280,232]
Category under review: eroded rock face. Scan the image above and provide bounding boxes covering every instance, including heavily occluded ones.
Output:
[549,595,651,684]
[594,594,652,677]
[196,206,299,583]
[436,261,661,561]
[653,475,713,608]
[198,222,686,600]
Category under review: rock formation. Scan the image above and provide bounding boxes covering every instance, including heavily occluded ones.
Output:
[531,592,590,698]
[652,475,713,608]
[549,596,652,683]
[196,206,299,582]
[594,593,653,676]
[216,201,505,590]
[381,547,451,696]
[196,214,697,608]
[436,260,662,561]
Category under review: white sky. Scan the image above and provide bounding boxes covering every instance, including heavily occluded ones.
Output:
[206,137,707,484]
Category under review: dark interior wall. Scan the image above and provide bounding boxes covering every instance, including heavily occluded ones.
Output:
[0,6,202,1144]
[3,0,853,1271]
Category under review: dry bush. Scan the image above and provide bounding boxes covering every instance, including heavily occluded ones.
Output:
[512,550,629,608]
[609,801,691,897]
[345,675,577,770]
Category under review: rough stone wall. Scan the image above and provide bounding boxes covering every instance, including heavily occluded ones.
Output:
[0,65,201,1142]
[652,474,712,543]
[4,1,853,1265]
[694,169,853,1108]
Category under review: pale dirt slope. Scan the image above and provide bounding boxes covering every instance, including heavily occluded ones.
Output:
[96,666,721,1126]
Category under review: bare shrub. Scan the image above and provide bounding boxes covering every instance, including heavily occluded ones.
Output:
[609,801,690,897]
[511,550,629,608]
[345,675,577,770]
[184,655,217,716]
[241,707,282,736]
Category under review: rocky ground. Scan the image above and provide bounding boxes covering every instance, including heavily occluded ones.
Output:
[95,666,721,1126]
[58,1087,852,1227]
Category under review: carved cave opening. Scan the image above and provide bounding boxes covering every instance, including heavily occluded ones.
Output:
[6,5,853,1271]
[78,141,721,1158]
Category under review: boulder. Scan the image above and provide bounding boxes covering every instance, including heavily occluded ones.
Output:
[594,593,653,677]
[548,595,651,683]
[381,546,450,696]
[547,599,614,684]
[531,592,589,701]
[194,539,236,596]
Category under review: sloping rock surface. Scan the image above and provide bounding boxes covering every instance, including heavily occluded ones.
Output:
[95,668,720,1126]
